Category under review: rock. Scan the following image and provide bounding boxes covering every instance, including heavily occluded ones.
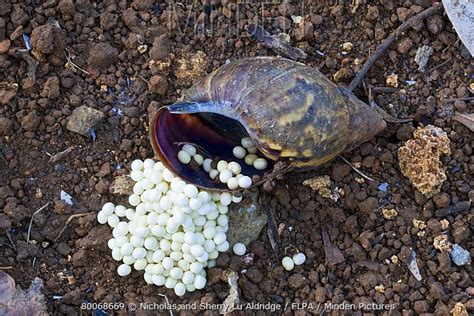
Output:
[426,15,444,34]
[132,0,154,10]
[207,268,223,286]
[109,175,134,195]
[366,6,379,20]
[0,39,10,54]
[226,192,267,247]
[238,276,259,300]
[66,105,105,137]
[0,271,15,307]
[30,24,55,54]
[245,267,263,284]
[0,273,47,315]
[100,12,118,29]
[16,241,39,261]
[87,42,118,69]
[149,34,170,60]
[95,179,110,194]
[452,223,469,244]
[41,76,60,99]
[358,197,378,214]
[313,287,326,302]
[174,51,208,87]
[58,0,76,17]
[123,107,140,118]
[0,214,11,235]
[0,117,13,135]
[331,163,351,181]
[414,45,433,72]
[413,300,429,313]
[72,248,88,267]
[56,243,72,256]
[396,7,411,22]
[432,192,450,209]
[294,21,313,41]
[450,244,471,266]
[333,67,354,82]
[288,273,305,289]
[0,88,17,105]
[148,75,168,95]
[397,37,413,54]
[75,225,110,248]
[21,111,41,132]
[398,125,450,198]
[429,282,448,302]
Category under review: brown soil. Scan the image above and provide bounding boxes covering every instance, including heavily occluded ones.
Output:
[0,1,472,315]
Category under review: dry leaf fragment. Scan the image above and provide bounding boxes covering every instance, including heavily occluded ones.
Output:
[453,112,474,132]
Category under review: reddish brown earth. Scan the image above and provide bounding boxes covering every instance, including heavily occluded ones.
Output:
[0,1,472,315]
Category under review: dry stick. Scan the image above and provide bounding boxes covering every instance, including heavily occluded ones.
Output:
[339,156,374,182]
[27,202,51,243]
[55,212,94,243]
[64,48,90,75]
[0,266,13,270]
[348,3,443,92]
[158,294,173,316]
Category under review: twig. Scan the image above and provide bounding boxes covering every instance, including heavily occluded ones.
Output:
[339,156,374,182]
[64,48,90,75]
[426,58,451,73]
[5,231,15,250]
[54,212,94,242]
[48,146,73,163]
[248,23,308,61]
[0,266,13,270]
[27,202,51,243]
[261,192,280,253]
[158,294,173,316]
[348,3,443,91]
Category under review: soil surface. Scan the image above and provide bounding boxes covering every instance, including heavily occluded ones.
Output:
[0,0,473,315]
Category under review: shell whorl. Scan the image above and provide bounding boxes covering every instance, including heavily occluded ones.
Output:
[177,57,385,167]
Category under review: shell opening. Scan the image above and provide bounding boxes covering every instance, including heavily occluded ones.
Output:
[150,107,274,190]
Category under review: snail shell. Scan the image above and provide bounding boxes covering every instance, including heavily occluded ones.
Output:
[151,57,385,189]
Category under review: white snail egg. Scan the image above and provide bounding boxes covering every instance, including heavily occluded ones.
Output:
[183,184,198,198]
[203,159,212,172]
[193,154,204,165]
[233,243,246,256]
[152,250,165,262]
[122,256,135,265]
[114,205,127,217]
[209,169,218,180]
[244,154,258,165]
[108,238,117,250]
[172,231,185,243]
[170,178,186,192]
[247,146,258,154]
[241,137,255,148]
[182,271,194,285]
[140,178,153,190]
[117,264,131,276]
[216,160,228,172]
[174,283,186,296]
[135,226,149,238]
[293,252,306,265]
[97,211,108,224]
[102,202,115,216]
[216,241,229,252]
[208,260,217,268]
[282,256,295,271]
[132,247,147,259]
[194,275,207,289]
[162,257,174,270]
[107,214,120,227]
[238,176,252,189]
[198,191,211,202]
[220,192,232,206]
[147,212,158,225]
[114,222,129,236]
[154,161,164,171]
[253,158,268,170]
[160,239,171,252]
[131,159,144,171]
[149,171,163,184]
[178,150,191,164]
[120,243,134,256]
[184,232,196,245]
[163,168,175,182]
[152,275,165,286]
[203,227,216,239]
[227,177,239,190]
[128,194,141,206]
[189,262,203,274]
[151,225,166,237]
[189,198,202,211]
[175,193,189,207]
[191,245,204,257]
[213,232,226,245]
[112,248,123,261]
[165,277,177,289]
[227,161,241,175]
[144,237,158,250]
[170,267,183,279]
[170,251,183,261]
[143,159,155,169]
[217,215,228,227]
[232,146,247,159]
[232,194,243,203]
[130,170,144,182]
[171,241,182,252]
[134,258,147,270]
[196,252,209,263]
[204,240,216,253]
[182,144,197,156]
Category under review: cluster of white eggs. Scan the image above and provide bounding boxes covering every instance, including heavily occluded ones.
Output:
[97,159,241,297]
[281,253,306,271]
[177,138,268,191]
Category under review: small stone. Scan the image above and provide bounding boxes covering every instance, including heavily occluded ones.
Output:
[0,39,10,54]
[41,76,60,99]
[426,15,444,34]
[30,24,55,54]
[294,21,313,41]
[58,0,76,17]
[174,51,208,87]
[109,175,134,195]
[149,34,170,60]
[0,117,13,135]
[414,45,433,72]
[396,7,411,22]
[21,111,41,132]
[314,287,326,302]
[0,213,11,234]
[56,243,72,256]
[66,105,105,137]
[0,271,15,306]
[397,37,413,54]
[87,42,118,69]
[333,67,354,82]
[450,244,471,266]
[288,273,305,289]
[386,74,399,88]
[358,197,378,214]
[148,75,168,95]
